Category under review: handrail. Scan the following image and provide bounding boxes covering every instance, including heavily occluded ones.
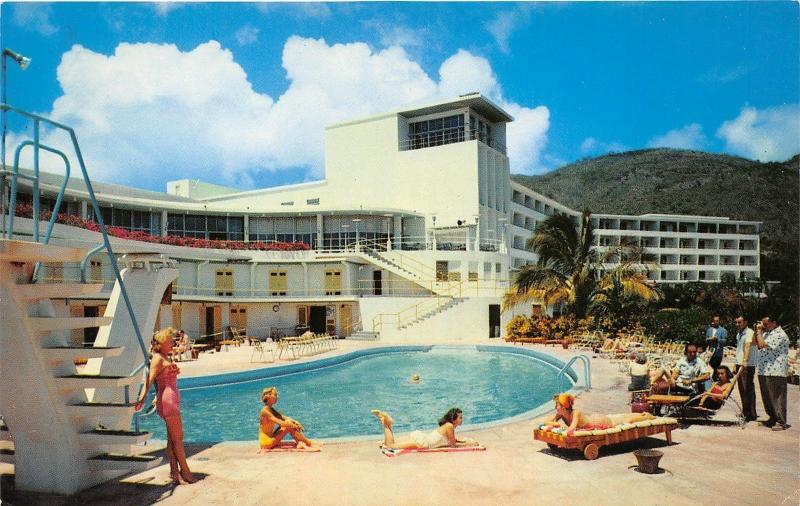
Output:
[555,354,592,391]
[2,103,150,392]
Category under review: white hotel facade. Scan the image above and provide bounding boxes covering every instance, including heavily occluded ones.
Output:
[11,94,761,343]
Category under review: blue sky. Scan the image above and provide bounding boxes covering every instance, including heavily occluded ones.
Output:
[2,2,798,192]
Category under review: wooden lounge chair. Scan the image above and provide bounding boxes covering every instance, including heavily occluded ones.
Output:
[533,416,678,460]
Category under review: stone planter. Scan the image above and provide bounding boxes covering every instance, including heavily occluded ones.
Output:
[633,449,663,474]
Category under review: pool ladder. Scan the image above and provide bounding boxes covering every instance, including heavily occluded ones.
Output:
[556,355,592,391]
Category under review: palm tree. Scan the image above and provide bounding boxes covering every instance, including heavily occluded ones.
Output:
[503,210,661,319]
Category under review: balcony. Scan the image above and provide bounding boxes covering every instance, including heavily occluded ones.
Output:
[400,127,506,154]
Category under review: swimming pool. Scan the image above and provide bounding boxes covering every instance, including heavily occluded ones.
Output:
[138,345,576,442]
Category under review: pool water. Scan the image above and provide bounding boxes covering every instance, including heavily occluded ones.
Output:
[139,347,567,442]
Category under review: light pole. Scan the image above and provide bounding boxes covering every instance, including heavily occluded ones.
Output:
[340,223,350,250]
[352,218,361,250]
[1,48,31,235]
[2,48,31,169]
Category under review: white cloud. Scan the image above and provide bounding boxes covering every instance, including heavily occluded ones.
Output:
[717,104,800,162]
[235,25,260,46]
[485,7,533,54]
[647,123,706,150]
[11,3,58,36]
[152,3,184,17]
[362,19,426,49]
[15,37,551,187]
[580,137,628,156]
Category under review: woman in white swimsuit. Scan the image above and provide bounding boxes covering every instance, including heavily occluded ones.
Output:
[371,408,479,450]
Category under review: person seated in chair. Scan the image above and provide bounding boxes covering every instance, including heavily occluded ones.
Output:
[650,344,711,396]
[690,365,735,410]
[627,351,651,391]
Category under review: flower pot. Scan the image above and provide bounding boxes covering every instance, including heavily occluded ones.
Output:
[633,449,663,474]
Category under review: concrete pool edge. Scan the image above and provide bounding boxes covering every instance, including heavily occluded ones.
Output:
[161,344,587,445]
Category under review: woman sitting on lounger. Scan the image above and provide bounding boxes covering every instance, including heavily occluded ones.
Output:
[540,394,656,433]
[259,387,322,451]
[371,408,480,450]
[690,365,735,410]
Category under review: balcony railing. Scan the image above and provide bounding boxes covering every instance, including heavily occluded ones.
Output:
[400,127,506,154]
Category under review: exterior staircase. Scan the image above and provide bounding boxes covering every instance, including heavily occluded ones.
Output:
[0,239,162,495]
[353,249,453,296]
[348,330,380,341]
[398,297,467,331]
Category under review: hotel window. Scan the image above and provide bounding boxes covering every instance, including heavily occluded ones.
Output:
[468,262,479,281]
[215,270,234,296]
[269,270,288,296]
[408,114,465,150]
[325,269,342,295]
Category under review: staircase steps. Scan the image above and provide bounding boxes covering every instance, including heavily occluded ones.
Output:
[14,283,104,301]
[57,374,139,388]
[28,316,113,334]
[79,429,152,447]
[41,346,124,361]
[348,331,380,341]
[87,453,162,472]
[0,239,87,263]
[67,402,136,418]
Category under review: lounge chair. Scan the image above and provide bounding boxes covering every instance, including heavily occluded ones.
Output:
[533,416,678,460]
[250,338,275,363]
[646,368,745,427]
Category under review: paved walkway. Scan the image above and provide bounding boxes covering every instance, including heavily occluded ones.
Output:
[4,342,798,505]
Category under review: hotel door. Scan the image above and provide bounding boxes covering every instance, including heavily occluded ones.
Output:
[489,304,501,338]
[309,306,326,333]
[373,270,382,295]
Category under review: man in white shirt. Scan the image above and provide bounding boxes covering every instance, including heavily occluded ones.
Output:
[755,316,790,431]
[733,316,758,421]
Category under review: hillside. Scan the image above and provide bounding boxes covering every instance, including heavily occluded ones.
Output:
[512,149,799,281]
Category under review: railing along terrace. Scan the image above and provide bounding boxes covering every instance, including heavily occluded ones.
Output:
[399,127,506,154]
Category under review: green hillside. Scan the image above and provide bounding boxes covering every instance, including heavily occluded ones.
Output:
[512,148,799,282]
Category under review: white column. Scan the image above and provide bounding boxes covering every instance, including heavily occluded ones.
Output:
[243,215,249,242]
[303,262,309,296]
[161,210,168,237]
[316,214,324,250]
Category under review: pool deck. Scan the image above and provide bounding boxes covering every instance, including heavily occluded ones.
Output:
[3,340,798,505]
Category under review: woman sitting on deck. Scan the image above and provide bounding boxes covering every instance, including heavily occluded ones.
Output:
[259,387,322,451]
[371,408,480,450]
[539,393,656,434]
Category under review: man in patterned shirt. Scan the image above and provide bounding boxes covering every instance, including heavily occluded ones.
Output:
[672,344,712,395]
[755,316,790,431]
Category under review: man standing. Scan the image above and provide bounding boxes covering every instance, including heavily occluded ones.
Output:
[734,316,758,422]
[755,316,790,431]
[706,315,728,380]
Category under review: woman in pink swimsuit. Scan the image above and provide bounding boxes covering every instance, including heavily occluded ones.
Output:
[136,328,196,485]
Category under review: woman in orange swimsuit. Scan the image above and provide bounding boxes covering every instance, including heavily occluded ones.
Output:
[136,328,196,485]
[259,387,322,451]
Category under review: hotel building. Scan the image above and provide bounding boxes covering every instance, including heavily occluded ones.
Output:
[6,94,761,343]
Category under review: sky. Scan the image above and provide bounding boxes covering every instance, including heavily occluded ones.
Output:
[1,1,798,192]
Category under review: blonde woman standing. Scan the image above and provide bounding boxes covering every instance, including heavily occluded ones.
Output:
[136,327,196,484]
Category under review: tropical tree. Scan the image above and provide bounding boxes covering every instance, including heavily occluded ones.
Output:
[503,210,661,321]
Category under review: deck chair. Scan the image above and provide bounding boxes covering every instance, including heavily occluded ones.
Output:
[250,338,275,363]
[646,367,745,427]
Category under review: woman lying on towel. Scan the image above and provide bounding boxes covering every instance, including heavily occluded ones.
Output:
[540,393,656,435]
[259,387,322,451]
[371,408,480,450]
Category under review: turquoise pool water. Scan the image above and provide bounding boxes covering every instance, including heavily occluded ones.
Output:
[139,346,569,442]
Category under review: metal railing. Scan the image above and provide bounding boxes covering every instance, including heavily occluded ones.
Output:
[2,103,149,411]
[399,127,506,154]
[555,354,592,392]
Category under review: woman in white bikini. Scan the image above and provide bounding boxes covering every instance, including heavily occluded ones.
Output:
[371,407,479,450]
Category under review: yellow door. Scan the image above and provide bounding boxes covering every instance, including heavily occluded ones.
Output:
[324,269,342,295]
